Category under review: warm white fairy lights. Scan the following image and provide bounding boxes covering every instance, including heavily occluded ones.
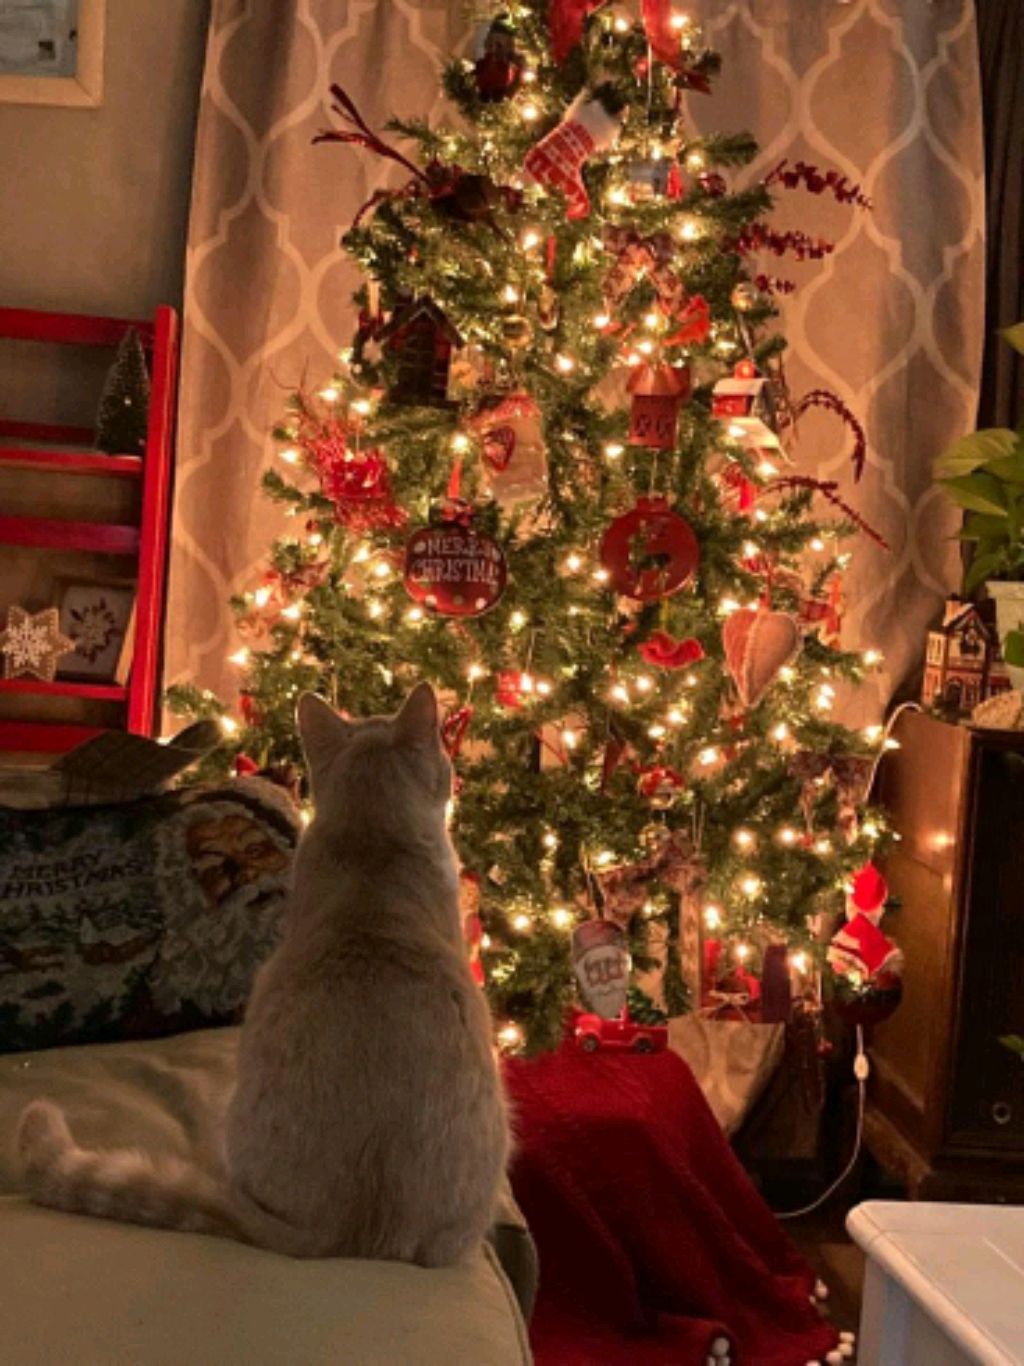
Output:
[739,874,762,898]
[467,662,486,682]
[318,385,339,402]
[279,447,299,464]
[733,828,756,851]
[604,441,624,459]
[219,715,239,736]
[698,746,720,767]
[704,904,723,930]
[228,648,249,667]
[550,907,574,930]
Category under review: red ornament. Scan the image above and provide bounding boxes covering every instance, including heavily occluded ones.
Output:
[722,607,802,708]
[636,763,685,809]
[627,363,691,449]
[441,705,473,759]
[474,18,523,101]
[850,862,888,923]
[639,631,705,670]
[403,518,507,618]
[599,497,700,602]
[316,442,405,531]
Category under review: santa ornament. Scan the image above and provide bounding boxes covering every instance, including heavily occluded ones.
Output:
[829,862,903,1026]
[523,85,624,220]
[473,17,523,102]
[599,497,700,601]
[722,607,802,708]
[572,919,630,1019]
[628,363,691,450]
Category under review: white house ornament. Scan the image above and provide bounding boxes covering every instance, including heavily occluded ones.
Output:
[572,919,630,1019]
[0,606,75,682]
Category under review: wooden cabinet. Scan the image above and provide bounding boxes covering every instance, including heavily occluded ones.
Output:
[866,710,1024,1199]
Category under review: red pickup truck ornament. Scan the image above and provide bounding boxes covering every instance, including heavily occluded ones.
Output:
[574,1009,669,1055]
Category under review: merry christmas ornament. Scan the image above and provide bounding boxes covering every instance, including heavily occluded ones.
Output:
[599,497,700,601]
[572,919,630,1018]
[403,505,507,618]
[0,605,74,682]
[722,607,801,708]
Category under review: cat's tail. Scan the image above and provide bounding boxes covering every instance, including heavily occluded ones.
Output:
[16,1100,333,1258]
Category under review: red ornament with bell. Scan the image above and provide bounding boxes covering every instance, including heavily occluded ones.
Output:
[403,499,507,618]
[637,763,685,809]
[599,496,700,601]
[627,362,691,450]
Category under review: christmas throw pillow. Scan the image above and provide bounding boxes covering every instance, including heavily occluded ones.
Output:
[0,779,299,1053]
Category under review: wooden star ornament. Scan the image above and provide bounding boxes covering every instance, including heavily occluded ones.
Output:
[0,606,75,682]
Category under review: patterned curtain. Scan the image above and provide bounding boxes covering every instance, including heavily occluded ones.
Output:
[165,0,984,724]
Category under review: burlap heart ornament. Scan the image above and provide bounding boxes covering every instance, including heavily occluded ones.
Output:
[722,608,801,708]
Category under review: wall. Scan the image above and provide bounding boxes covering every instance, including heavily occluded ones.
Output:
[0,0,209,322]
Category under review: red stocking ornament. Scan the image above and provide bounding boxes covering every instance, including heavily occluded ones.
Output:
[524,90,623,220]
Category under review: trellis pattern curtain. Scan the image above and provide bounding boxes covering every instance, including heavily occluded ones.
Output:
[165,0,984,724]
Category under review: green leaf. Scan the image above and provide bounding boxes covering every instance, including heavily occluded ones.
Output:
[935,429,1017,478]
[964,550,1007,595]
[1001,1033,1024,1059]
[938,472,1010,516]
[961,512,1011,543]
[1003,630,1024,668]
[986,449,1024,484]
[1000,323,1024,357]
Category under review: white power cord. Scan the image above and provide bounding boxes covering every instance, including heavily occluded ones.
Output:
[776,1026,867,1221]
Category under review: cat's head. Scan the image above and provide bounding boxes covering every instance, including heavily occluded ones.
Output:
[296,683,452,845]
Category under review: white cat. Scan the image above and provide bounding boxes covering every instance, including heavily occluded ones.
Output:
[17,683,511,1265]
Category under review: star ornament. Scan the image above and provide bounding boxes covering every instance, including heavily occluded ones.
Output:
[0,606,75,682]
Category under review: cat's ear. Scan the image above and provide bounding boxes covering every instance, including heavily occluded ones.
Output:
[394,681,439,748]
[297,694,353,767]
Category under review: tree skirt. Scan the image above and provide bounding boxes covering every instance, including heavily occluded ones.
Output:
[504,1046,838,1365]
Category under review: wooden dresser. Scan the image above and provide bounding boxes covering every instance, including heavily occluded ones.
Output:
[866,710,1024,1200]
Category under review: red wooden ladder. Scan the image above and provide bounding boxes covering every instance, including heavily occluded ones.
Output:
[0,305,179,753]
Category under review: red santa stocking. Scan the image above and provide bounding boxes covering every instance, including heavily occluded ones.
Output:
[523,91,622,220]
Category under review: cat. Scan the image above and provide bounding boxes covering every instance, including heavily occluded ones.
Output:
[17,682,511,1265]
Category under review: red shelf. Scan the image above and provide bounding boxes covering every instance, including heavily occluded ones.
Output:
[0,514,139,555]
[0,719,105,753]
[0,678,127,702]
[0,447,143,479]
[0,304,179,753]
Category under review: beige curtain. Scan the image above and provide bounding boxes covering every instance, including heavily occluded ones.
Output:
[166,0,985,722]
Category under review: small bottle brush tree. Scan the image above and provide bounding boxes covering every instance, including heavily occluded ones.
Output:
[95,328,150,455]
[171,1,893,1054]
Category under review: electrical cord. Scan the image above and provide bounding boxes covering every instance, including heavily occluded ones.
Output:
[775,1026,867,1221]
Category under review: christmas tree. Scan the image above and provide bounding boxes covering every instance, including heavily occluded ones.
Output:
[170,1,893,1054]
[95,328,150,456]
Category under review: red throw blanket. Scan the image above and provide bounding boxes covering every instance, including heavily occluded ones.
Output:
[504,1045,838,1365]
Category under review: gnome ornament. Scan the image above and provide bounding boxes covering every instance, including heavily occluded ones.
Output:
[572,919,630,1019]
[523,85,625,220]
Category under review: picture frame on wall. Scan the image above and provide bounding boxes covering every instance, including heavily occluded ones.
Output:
[0,0,103,107]
[56,581,134,682]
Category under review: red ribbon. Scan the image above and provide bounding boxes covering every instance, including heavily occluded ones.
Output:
[550,0,688,70]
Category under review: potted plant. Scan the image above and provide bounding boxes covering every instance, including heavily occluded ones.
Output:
[936,323,1024,687]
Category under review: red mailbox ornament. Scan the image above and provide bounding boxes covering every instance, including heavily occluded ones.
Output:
[628,362,691,450]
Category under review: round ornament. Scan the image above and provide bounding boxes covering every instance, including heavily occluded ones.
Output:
[502,314,534,349]
[403,515,507,618]
[637,763,685,810]
[599,497,700,602]
[730,281,767,313]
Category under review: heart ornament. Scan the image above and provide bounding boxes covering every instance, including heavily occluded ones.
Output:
[722,608,802,708]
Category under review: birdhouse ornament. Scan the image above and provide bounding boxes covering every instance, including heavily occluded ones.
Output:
[628,363,691,450]
[712,360,780,454]
[381,297,462,408]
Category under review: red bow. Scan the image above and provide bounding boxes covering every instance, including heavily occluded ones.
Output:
[550,0,689,69]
